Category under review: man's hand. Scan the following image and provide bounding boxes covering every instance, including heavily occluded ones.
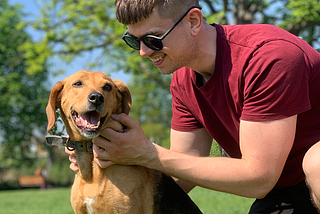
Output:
[65,147,79,172]
[92,113,157,169]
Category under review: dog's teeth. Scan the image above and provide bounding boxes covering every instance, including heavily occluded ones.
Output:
[86,120,91,128]
[84,120,99,129]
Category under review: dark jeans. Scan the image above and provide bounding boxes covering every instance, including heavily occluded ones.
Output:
[249,181,319,214]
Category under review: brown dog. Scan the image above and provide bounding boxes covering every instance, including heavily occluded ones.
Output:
[46,70,202,214]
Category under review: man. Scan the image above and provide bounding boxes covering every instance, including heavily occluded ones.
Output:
[67,0,320,213]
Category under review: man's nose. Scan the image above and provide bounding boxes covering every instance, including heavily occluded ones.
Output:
[139,41,154,57]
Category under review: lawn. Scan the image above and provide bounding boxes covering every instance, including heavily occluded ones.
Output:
[0,188,74,214]
[189,187,255,213]
[0,187,254,213]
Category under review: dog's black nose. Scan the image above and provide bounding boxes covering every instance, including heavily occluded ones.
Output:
[88,92,104,106]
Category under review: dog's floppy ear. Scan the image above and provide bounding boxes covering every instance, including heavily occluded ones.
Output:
[113,79,132,115]
[46,81,64,132]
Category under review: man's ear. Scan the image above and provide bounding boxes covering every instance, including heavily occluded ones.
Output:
[113,79,132,115]
[46,81,64,132]
[187,7,203,36]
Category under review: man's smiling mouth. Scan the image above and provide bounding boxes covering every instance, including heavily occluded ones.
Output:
[151,55,165,63]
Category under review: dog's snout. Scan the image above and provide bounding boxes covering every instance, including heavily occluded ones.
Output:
[88,92,104,106]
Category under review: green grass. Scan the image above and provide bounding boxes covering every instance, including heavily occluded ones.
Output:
[0,188,74,214]
[189,186,255,213]
[0,187,254,213]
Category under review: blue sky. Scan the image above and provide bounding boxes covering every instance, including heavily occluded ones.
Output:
[11,0,130,87]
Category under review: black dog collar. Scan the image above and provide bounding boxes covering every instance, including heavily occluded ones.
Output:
[45,135,93,153]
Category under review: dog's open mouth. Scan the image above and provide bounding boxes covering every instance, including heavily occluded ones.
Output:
[71,110,107,138]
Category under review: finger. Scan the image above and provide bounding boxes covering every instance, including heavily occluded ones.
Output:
[96,128,117,142]
[66,147,79,172]
[65,147,76,156]
[92,144,115,168]
[94,157,114,169]
[70,163,79,172]
[69,154,78,164]
[92,135,113,150]
[92,143,112,159]
[69,154,80,173]
[97,114,138,141]
[111,113,139,130]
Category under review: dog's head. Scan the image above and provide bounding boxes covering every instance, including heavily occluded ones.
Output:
[46,70,131,141]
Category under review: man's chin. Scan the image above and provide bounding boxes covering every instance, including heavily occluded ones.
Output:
[157,67,178,75]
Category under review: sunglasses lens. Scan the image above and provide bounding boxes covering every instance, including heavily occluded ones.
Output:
[143,37,163,51]
[123,36,140,50]
[122,34,163,51]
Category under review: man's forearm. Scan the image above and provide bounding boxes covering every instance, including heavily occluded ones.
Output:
[147,144,278,199]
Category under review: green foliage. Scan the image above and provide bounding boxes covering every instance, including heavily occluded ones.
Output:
[140,123,171,148]
[47,148,75,187]
[205,10,227,25]
[127,71,173,146]
[202,0,320,47]
[0,0,50,169]
[286,0,320,23]
[277,0,320,46]
[26,0,133,75]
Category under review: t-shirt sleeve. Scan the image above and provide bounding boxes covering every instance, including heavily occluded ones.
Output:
[241,40,311,121]
[170,72,203,131]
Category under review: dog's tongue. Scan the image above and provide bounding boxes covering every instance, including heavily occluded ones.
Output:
[75,111,101,129]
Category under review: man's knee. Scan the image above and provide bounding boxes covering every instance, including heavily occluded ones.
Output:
[303,142,320,178]
[303,141,320,211]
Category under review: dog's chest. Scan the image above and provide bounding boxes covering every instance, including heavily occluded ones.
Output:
[84,197,95,214]
[72,165,155,213]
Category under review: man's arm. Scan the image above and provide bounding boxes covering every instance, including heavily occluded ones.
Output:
[170,128,213,193]
[93,114,296,198]
[149,115,296,198]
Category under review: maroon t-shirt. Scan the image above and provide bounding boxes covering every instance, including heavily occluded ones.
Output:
[171,24,320,189]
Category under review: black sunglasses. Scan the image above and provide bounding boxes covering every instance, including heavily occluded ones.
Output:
[122,6,202,51]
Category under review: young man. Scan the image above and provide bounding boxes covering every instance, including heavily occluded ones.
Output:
[67,0,320,213]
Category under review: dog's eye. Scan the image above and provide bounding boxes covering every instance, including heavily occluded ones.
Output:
[73,81,83,87]
[103,83,112,91]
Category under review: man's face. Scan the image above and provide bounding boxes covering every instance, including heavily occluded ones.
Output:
[126,9,198,75]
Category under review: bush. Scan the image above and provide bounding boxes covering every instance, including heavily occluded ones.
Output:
[47,147,75,187]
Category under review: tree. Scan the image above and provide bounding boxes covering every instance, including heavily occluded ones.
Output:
[0,0,50,170]
[278,0,320,47]
[201,0,320,47]
[25,0,320,148]
[128,74,172,148]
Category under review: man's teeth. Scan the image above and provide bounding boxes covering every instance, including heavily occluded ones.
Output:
[151,55,164,62]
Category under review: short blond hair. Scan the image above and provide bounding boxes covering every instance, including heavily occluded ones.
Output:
[115,0,200,25]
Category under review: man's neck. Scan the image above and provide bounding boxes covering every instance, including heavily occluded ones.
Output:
[192,23,217,85]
